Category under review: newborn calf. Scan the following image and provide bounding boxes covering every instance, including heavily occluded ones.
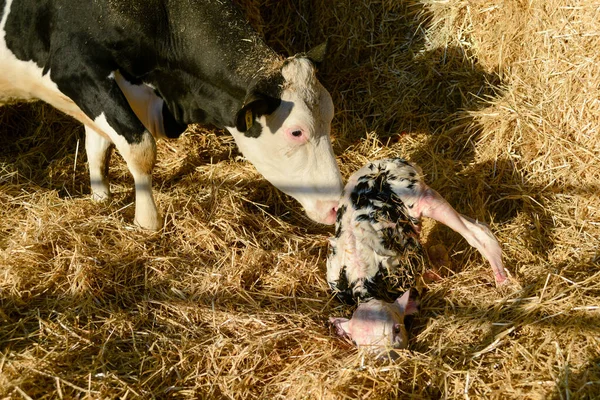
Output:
[327,158,508,355]
[327,158,507,304]
[329,290,418,357]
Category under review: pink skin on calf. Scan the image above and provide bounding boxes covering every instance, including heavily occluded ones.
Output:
[410,186,508,285]
[329,290,418,357]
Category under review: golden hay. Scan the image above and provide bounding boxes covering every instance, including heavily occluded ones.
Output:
[1,0,599,398]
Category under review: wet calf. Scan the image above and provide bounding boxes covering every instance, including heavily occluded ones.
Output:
[327,158,508,354]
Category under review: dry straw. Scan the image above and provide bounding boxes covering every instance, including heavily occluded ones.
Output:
[1,0,599,398]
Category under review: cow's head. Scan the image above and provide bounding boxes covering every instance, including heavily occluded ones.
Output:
[228,45,343,225]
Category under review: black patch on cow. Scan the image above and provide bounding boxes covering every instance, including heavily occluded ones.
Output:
[329,245,337,257]
[355,213,374,223]
[334,205,347,238]
[331,159,427,304]
[393,158,410,167]
[162,103,188,139]
[4,0,52,70]
[3,0,286,142]
[362,249,423,303]
[363,271,402,303]
[336,204,346,224]
[351,179,383,210]
[243,121,263,138]
[235,74,284,136]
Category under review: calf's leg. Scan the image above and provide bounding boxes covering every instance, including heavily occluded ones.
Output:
[413,186,508,285]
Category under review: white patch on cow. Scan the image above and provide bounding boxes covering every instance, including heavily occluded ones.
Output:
[85,125,113,201]
[327,209,391,298]
[227,57,343,225]
[113,70,166,139]
[92,113,161,230]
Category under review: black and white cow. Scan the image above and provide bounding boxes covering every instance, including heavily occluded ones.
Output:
[327,158,508,304]
[0,0,343,230]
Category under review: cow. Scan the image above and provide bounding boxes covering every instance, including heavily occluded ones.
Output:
[0,0,343,230]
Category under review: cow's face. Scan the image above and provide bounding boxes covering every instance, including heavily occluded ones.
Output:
[229,57,343,225]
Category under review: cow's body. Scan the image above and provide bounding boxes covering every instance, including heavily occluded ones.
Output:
[0,0,343,229]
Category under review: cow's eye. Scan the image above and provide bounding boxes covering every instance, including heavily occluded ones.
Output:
[285,127,308,143]
[393,324,402,334]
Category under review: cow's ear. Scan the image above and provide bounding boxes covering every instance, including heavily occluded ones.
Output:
[235,94,280,132]
[305,39,330,66]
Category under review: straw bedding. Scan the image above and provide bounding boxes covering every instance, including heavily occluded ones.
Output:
[0,0,599,398]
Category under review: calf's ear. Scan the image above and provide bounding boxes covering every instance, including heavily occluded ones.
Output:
[394,289,419,316]
[235,93,281,133]
[329,317,352,339]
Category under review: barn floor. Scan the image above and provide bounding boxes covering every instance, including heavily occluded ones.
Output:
[1,0,599,398]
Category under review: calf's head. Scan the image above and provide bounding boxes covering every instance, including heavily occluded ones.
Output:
[228,54,342,225]
[329,290,419,358]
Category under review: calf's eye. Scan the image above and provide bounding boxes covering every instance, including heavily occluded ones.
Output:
[291,130,303,137]
[393,324,402,334]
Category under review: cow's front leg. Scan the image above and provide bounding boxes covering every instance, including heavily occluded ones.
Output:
[119,131,161,231]
[92,114,161,231]
[94,113,162,231]
[85,126,112,202]
[58,69,162,230]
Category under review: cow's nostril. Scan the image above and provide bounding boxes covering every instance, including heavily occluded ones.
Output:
[322,206,337,225]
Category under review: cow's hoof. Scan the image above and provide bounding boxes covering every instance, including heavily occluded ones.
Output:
[90,184,111,202]
[91,191,111,202]
[134,214,163,231]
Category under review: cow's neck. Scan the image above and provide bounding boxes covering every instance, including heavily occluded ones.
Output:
[141,1,282,129]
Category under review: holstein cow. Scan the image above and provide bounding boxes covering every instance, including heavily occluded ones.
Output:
[0,0,343,230]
